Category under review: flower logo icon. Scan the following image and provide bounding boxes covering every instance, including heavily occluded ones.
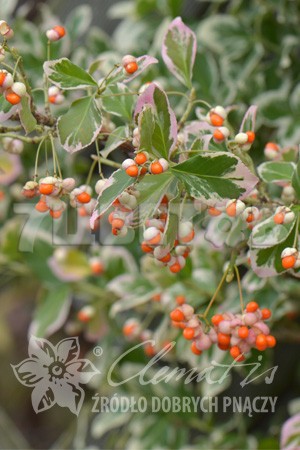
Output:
[12,336,99,415]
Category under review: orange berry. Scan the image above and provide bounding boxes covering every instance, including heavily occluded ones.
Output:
[35,200,49,213]
[170,309,185,322]
[134,152,148,165]
[111,218,125,230]
[218,342,230,351]
[141,241,153,253]
[246,213,255,223]
[172,320,186,329]
[39,183,54,195]
[261,308,272,320]
[274,212,284,224]
[217,333,231,347]
[77,192,91,204]
[126,165,139,177]
[183,327,195,340]
[213,129,225,141]
[175,295,186,306]
[210,113,224,127]
[0,191,5,201]
[256,334,267,351]
[78,207,87,217]
[5,91,21,105]
[246,131,255,143]
[49,209,62,219]
[191,341,202,355]
[208,206,221,216]
[169,262,181,273]
[150,161,163,175]
[53,25,66,38]
[246,301,259,313]
[211,314,224,326]
[266,335,276,348]
[238,326,249,339]
[282,255,296,269]
[144,343,155,357]
[266,142,279,151]
[152,293,161,302]
[0,72,6,85]
[48,95,57,104]
[226,202,237,217]
[91,261,104,275]
[123,323,136,336]
[159,253,171,263]
[125,61,138,74]
[230,346,245,361]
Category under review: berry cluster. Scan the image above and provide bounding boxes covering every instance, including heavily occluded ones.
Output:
[170,301,276,361]
[0,71,26,105]
[107,187,139,236]
[122,151,169,177]
[141,197,193,274]
[48,86,65,105]
[22,176,94,219]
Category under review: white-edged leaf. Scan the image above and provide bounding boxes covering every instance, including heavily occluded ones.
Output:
[251,215,296,248]
[162,17,196,88]
[258,161,296,186]
[57,96,102,153]
[44,58,98,90]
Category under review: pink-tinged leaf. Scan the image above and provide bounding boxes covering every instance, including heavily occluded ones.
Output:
[162,17,197,88]
[0,152,22,185]
[134,83,177,158]
[184,121,215,139]
[239,105,258,132]
[280,414,300,450]
[107,55,158,86]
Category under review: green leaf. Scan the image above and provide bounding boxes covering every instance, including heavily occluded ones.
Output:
[101,83,134,120]
[57,96,102,153]
[19,95,37,134]
[251,215,296,248]
[258,161,296,184]
[44,58,98,90]
[94,169,134,219]
[137,172,178,220]
[292,157,300,198]
[135,83,177,159]
[162,17,196,88]
[171,153,258,203]
[31,285,71,337]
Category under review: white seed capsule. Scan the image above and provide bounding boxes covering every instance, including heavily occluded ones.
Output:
[122,55,136,67]
[95,178,108,195]
[226,199,246,216]
[0,71,13,89]
[158,158,169,171]
[242,206,260,222]
[282,185,295,202]
[48,86,60,96]
[46,29,60,41]
[234,132,248,145]
[213,106,227,119]
[122,158,135,170]
[143,227,161,242]
[281,247,297,259]
[11,82,26,97]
